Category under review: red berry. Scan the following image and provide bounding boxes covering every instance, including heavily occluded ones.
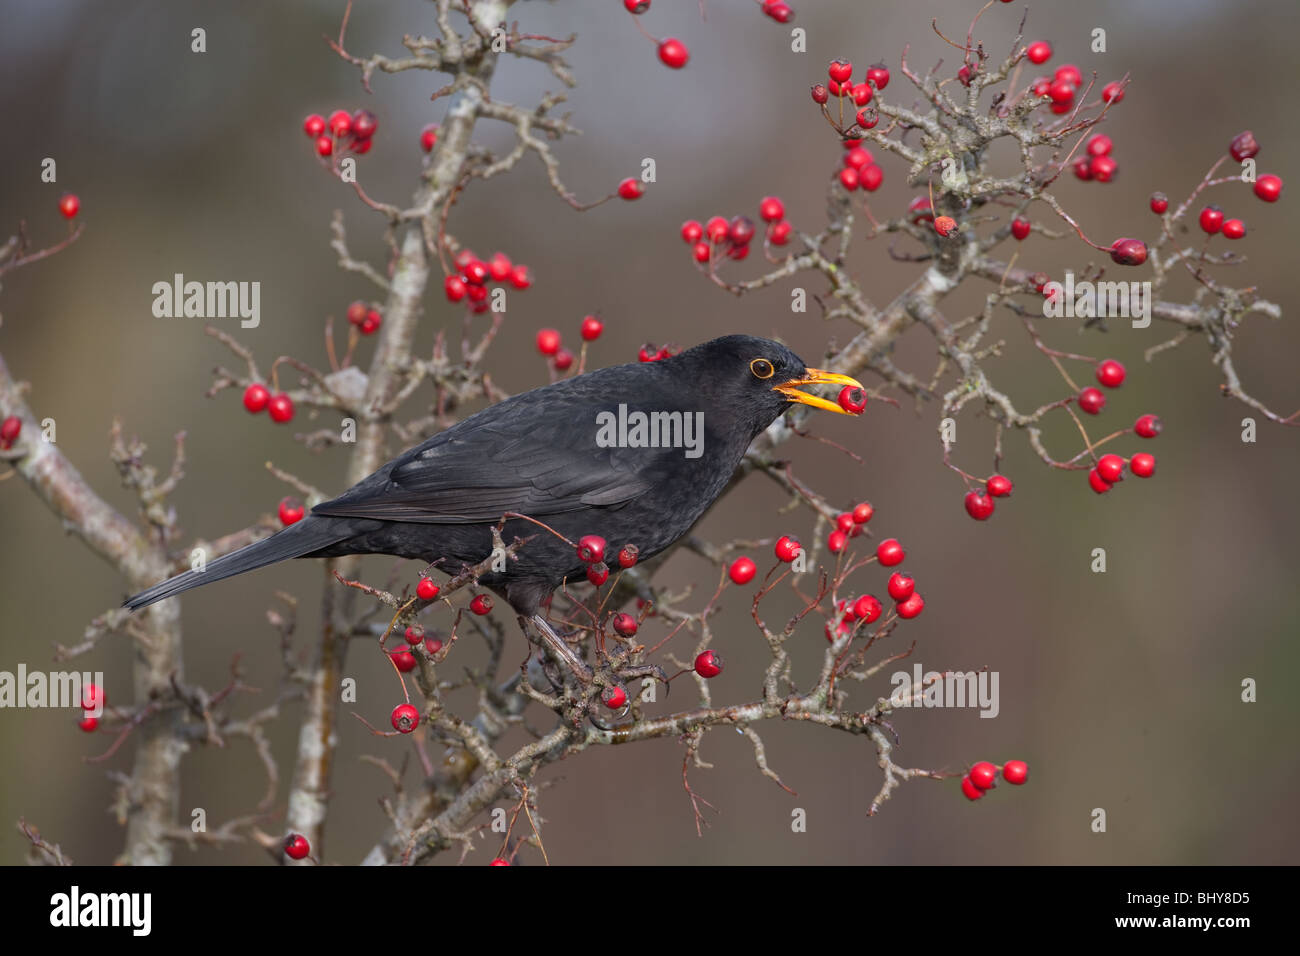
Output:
[1088,468,1113,494]
[851,83,873,106]
[859,165,884,192]
[390,647,417,672]
[1109,237,1147,266]
[729,557,757,584]
[768,220,792,245]
[694,649,723,679]
[509,265,533,289]
[360,310,382,335]
[420,124,438,152]
[242,383,270,414]
[855,108,878,129]
[837,385,867,414]
[612,612,638,637]
[1096,359,1126,388]
[587,562,610,586]
[58,193,80,219]
[1001,760,1029,785]
[970,761,998,790]
[576,316,603,343]
[1130,453,1156,478]
[887,572,914,602]
[1086,134,1112,158]
[987,474,1013,498]
[1134,414,1162,438]
[1222,218,1246,240]
[315,135,334,157]
[278,497,305,526]
[657,38,689,69]
[303,114,326,138]
[964,489,995,521]
[327,109,352,137]
[1089,155,1118,182]
[852,594,882,623]
[934,215,958,237]
[624,0,649,12]
[827,58,853,84]
[444,275,467,302]
[284,834,311,860]
[1072,157,1092,180]
[391,703,419,733]
[1101,81,1125,104]
[1229,130,1260,162]
[602,685,628,709]
[1078,387,1106,415]
[489,858,510,866]
[617,177,643,200]
[896,593,925,619]
[866,64,889,90]
[536,328,561,356]
[425,637,443,655]
[876,538,905,566]
[681,220,704,243]
[1048,78,1075,104]
[416,577,440,601]
[577,534,606,564]
[758,196,785,223]
[1096,453,1125,484]
[1011,217,1031,240]
[835,513,856,535]
[828,530,848,553]
[852,502,874,524]
[843,147,871,170]
[1149,192,1168,214]
[347,134,368,155]
[1054,64,1082,86]
[838,167,860,191]
[728,216,755,246]
[774,535,802,563]
[1025,41,1052,65]
[957,65,975,87]
[77,716,99,733]
[704,216,729,243]
[552,348,574,372]
[617,544,639,568]
[267,394,295,423]
[0,416,19,450]
[485,253,512,282]
[810,84,829,105]
[1031,77,1052,98]
[692,242,711,263]
[1199,205,1224,234]
[345,300,367,326]
[351,109,377,139]
[470,594,493,615]
[1254,174,1283,202]
[961,775,984,801]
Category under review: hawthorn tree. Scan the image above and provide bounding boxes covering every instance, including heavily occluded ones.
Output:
[2,0,1292,866]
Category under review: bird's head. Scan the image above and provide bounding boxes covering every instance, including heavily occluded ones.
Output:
[673,335,866,435]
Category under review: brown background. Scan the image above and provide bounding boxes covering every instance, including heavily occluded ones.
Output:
[1,0,1297,865]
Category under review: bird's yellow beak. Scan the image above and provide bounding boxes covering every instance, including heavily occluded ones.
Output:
[772,368,865,414]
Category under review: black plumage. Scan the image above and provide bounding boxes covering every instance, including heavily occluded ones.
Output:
[124,335,861,629]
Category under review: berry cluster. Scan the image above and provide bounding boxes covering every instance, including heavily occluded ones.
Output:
[302,108,378,158]
[344,300,383,336]
[961,759,1029,800]
[443,247,532,313]
[680,195,792,268]
[637,342,678,363]
[76,683,106,733]
[535,316,603,373]
[241,383,295,424]
[1071,132,1119,183]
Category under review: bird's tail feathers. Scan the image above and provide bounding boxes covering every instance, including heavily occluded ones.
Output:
[123,518,347,611]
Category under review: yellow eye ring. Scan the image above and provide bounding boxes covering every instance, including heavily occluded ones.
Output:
[750,358,775,380]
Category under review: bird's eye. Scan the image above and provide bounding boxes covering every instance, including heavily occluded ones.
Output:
[750,358,775,380]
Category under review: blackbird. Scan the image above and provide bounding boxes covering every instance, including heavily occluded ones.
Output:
[124,334,861,671]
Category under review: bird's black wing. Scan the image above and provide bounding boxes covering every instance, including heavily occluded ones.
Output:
[311,380,659,524]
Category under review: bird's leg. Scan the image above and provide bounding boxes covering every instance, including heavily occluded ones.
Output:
[524,614,594,683]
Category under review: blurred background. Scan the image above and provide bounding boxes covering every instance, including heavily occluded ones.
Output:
[1,0,1297,865]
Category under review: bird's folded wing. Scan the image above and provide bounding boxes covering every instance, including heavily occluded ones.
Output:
[311,414,655,524]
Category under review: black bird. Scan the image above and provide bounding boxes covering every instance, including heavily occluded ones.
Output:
[124,335,861,671]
